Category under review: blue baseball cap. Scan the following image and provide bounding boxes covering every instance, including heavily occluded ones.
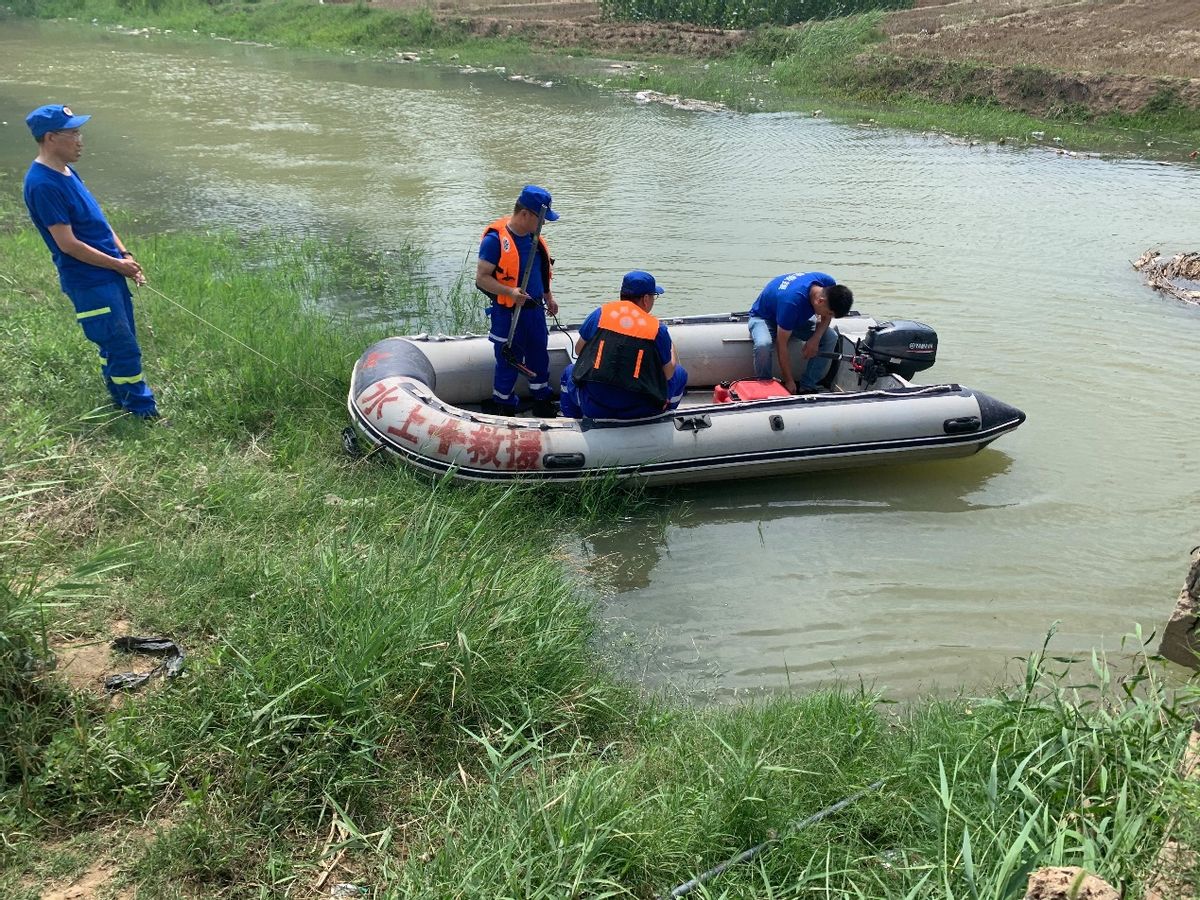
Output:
[621,271,664,296]
[516,185,559,221]
[26,104,91,139]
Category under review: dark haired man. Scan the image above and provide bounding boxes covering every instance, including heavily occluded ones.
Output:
[559,271,688,420]
[748,272,854,395]
[475,184,560,417]
[22,104,159,419]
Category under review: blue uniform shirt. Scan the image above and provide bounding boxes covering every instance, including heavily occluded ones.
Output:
[576,306,674,417]
[479,228,545,300]
[749,272,836,332]
[23,162,124,291]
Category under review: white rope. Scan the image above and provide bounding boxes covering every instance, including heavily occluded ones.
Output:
[138,282,345,405]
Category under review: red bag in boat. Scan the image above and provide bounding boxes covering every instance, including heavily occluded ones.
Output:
[712,379,792,403]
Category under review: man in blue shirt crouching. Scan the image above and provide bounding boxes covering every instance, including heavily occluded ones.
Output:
[748,271,854,395]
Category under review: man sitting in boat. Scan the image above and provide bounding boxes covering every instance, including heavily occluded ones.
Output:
[475,184,560,418]
[559,271,688,420]
[748,272,854,394]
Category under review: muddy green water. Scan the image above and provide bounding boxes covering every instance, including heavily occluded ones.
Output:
[4,20,1198,699]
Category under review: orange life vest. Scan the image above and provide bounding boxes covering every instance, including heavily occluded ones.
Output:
[572,300,669,404]
[480,217,552,307]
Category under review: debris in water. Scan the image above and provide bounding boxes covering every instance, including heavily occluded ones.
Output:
[631,90,726,113]
[1132,250,1200,305]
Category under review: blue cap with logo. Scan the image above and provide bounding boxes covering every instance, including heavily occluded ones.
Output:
[26,104,92,139]
[621,270,664,297]
[516,184,559,221]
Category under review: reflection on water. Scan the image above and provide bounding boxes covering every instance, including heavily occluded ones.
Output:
[584,452,1016,594]
[4,20,1200,699]
[583,452,1056,700]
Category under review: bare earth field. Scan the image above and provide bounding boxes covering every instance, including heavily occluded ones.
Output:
[887,0,1200,80]
[364,0,1200,115]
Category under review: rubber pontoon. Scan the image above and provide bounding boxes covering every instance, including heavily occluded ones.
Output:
[346,313,1025,485]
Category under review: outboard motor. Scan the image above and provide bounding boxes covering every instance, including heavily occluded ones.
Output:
[854,320,938,383]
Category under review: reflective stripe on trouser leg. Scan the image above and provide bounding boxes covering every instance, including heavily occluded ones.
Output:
[558,365,582,419]
[665,366,688,410]
[490,342,520,408]
[487,303,519,408]
[516,305,551,399]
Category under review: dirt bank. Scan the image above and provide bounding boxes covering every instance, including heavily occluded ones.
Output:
[886,0,1200,81]
[875,0,1200,118]
[366,0,1200,117]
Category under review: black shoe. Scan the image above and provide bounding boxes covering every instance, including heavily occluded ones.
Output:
[531,398,558,419]
[136,411,171,426]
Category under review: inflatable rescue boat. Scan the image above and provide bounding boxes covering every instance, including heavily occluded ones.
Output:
[346,313,1025,485]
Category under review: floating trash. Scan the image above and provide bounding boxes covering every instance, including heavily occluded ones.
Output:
[1133,250,1200,306]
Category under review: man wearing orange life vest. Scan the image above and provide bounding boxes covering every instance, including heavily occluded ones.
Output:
[475,185,560,417]
[559,271,688,420]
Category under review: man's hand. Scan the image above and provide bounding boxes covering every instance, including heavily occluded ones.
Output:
[784,378,798,394]
[545,292,558,316]
[802,335,820,359]
[509,286,530,304]
[116,256,144,284]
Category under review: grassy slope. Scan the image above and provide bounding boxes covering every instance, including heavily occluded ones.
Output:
[1,181,1198,895]
[7,0,1199,156]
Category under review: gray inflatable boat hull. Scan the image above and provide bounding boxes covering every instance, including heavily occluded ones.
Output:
[347,313,1025,485]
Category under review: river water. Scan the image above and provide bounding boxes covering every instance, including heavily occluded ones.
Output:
[4,20,1198,699]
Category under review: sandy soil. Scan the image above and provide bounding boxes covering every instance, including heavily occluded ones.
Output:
[1023,866,1119,900]
[38,862,132,900]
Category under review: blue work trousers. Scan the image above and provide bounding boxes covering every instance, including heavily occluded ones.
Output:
[487,301,552,410]
[66,280,157,416]
[559,363,688,420]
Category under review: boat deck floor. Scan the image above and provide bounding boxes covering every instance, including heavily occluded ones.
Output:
[458,384,842,420]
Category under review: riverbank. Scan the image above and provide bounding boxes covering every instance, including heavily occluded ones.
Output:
[1,185,1198,896]
[5,0,1200,157]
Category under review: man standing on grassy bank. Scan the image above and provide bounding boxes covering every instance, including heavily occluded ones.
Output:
[22,104,159,420]
[475,184,560,418]
[749,272,854,395]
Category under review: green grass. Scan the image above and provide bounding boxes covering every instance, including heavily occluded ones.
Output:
[6,0,473,51]
[598,0,909,30]
[1,183,1198,895]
